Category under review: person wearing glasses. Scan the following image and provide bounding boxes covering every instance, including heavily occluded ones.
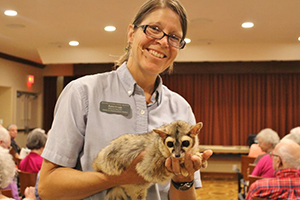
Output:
[38,0,212,199]
[246,139,300,200]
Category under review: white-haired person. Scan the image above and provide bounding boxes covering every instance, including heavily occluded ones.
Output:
[0,126,19,200]
[282,126,300,145]
[251,128,280,177]
[19,128,47,173]
[246,139,300,199]
[0,146,36,200]
[6,124,21,159]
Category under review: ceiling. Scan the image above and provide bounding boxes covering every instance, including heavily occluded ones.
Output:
[0,0,299,65]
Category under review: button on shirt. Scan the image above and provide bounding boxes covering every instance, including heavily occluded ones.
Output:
[42,63,201,200]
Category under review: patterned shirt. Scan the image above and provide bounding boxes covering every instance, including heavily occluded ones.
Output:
[246,168,300,200]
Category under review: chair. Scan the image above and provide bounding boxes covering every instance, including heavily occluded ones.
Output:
[18,171,38,196]
[241,155,256,181]
[0,189,13,198]
[248,175,264,187]
[9,147,22,167]
[248,163,256,175]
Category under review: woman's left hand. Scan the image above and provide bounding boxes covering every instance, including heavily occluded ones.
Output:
[165,150,213,182]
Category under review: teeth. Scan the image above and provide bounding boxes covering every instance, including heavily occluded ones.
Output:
[149,49,164,58]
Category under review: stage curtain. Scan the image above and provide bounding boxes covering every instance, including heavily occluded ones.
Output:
[162,73,300,145]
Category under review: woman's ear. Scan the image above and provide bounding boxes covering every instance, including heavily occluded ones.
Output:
[127,24,135,44]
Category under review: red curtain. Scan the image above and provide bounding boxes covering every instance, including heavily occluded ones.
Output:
[162,74,300,145]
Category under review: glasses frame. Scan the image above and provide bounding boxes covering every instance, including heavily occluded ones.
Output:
[135,24,186,49]
[269,151,281,160]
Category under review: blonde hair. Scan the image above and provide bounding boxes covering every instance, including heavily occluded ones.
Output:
[114,0,187,73]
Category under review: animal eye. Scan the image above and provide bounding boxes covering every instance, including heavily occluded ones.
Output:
[167,141,174,148]
[182,141,190,147]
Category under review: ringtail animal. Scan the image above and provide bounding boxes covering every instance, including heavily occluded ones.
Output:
[92,120,207,200]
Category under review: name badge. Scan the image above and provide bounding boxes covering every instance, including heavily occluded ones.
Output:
[99,101,131,116]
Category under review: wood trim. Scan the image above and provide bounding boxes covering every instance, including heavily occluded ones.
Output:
[173,61,300,74]
[73,61,300,76]
[0,52,45,68]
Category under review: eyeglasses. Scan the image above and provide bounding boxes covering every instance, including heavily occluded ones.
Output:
[269,151,281,159]
[135,24,186,49]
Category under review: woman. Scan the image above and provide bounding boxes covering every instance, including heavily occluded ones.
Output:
[19,128,47,173]
[38,0,212,199]
[251,128,280,178]
[0,147,36,200]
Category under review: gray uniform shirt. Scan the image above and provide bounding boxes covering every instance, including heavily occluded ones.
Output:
[42,63,201,200]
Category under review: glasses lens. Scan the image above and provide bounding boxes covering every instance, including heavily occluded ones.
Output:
[145,25,163,39]
[144,25,184,49]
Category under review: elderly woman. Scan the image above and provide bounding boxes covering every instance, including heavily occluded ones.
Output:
[19,128,47,173]
[0,147,36,200]
[251,128,280,178]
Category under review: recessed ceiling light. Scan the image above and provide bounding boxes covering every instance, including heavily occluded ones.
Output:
[104,26,116,32]
[184,38,191,44]
[242,22,254,29]
[69,41,79,46]
[4,10,18,16]
[298,36,300,41]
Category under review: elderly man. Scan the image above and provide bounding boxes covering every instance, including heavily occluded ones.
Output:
[7,124,21,158]
[246,139,300,199]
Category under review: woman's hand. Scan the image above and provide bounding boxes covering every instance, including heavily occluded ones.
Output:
[165,150,213,182]
[117,151,148,185]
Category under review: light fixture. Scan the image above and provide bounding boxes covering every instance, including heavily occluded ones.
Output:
[184,38,191,44]
[4,10,18,16]
[298,36,300,41]
[242,22,254,29]
[69,41,79,46]
[104,26,116,32]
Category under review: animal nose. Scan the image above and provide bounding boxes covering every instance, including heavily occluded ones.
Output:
[175,154,180,158]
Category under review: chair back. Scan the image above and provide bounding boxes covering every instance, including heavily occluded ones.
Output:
[241,155,256,181]
[18,170,38,196]
[9,147,21,167]
[0,189,13,198]
[248,163,256,175]
[248,175,264,187]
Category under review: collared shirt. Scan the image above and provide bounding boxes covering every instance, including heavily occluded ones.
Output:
[42,63,201,200]
[246,168,300,200]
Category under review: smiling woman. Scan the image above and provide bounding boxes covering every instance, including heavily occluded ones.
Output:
[38,1,212,200]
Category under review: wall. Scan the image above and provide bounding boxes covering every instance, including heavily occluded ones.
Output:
[0,58,44,147]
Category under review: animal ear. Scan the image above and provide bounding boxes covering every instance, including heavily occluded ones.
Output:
[189,122,203,137]
[153,129,168,140]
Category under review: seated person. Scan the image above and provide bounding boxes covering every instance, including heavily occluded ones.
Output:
[19,128,47,173]
[0,126,20,200]
[0,146,36,200]
[246,139,300,200]
[247,134,265,158]
[7,124,21,159]
[251,128,280,177]
[282,126,300,145]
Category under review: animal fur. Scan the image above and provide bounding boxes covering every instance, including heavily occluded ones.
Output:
[92,120,207,200]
